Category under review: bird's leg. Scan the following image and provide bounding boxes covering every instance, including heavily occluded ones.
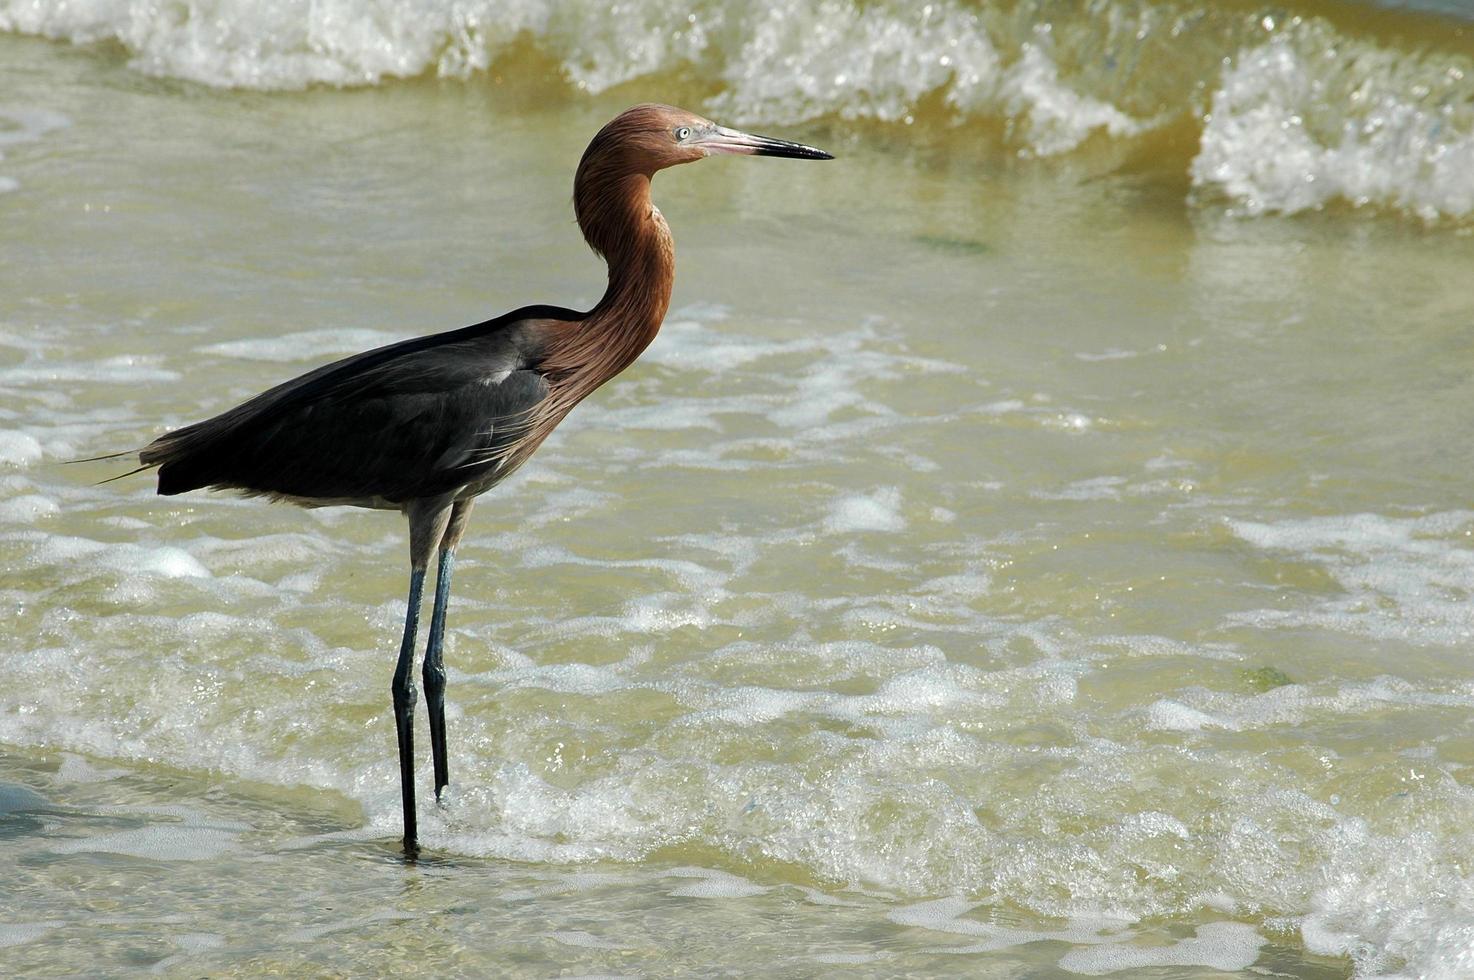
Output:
[391,567,425,856]
[423,546,455,801]
[395,496,455,856]
[423,499,475,803]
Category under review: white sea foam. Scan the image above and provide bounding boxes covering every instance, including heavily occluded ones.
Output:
[1144,698,1239,733]
[1226,511,1474,646]
[0,493,59,522]
[0,356,180,386]
[1057,921,1266,975]
[198,328,400,363]
[640,316,820,374]
[709,2,1147,155]
[1194,26,1474,220]
[48,806,247,861]
[1151,677,1474,734]
[49,824,239,861]
[0,430,44,466]
[825,487,905,534]
[664,867,770,899]
[1035,476,1126,502]
[0,1,1144,156]
[1295,789,1474,978]
[31,534,212,579]
[5,558,1471,978]
[889,896,1132,953]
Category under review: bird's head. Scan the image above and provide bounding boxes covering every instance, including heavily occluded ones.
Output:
[574,104,831,260]
[579,103,833,179]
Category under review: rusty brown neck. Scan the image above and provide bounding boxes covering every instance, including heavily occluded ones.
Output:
[543,170,673,388]
[586,172,674,346]
[504,169,673,472]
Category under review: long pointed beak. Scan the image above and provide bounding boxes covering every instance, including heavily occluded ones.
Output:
[701,125,833,160]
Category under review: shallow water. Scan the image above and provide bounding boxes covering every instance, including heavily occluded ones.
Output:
[3,2,1474,977]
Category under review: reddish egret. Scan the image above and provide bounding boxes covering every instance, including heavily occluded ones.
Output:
[124,104,831,854]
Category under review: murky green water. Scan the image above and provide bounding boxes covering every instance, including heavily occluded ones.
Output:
[3,17,1473,978]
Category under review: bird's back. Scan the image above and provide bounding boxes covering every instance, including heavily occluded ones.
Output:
[142,307,573,507]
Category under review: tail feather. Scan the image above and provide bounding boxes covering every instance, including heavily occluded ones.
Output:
[65,447,157,487]
[96,463,153,485]
[64,449,136,464]
[65,427,209,494]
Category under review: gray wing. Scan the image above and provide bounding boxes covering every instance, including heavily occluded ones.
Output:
[144,311,561,504]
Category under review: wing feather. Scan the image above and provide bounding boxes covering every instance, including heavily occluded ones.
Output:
[143,310,562,503]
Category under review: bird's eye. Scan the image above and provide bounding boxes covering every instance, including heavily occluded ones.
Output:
[675,126,692,141]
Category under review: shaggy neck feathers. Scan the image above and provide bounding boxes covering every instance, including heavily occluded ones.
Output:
[506,128,677,471]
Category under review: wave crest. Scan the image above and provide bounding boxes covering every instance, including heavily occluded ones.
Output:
[1193,23,1474,220]
[4,0,1474,219]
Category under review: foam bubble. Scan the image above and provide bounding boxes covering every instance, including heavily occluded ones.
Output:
[665,867,770,899]
[32,535,212,579]
[889,897,1133,953]
[1144,699,1239,733]
[825,487,905,534]
[991,43,1146,157]
[49,821,241,861]
[1226,511,1474,645]
[1057,921,1266,975]
[0,492,58,521]
[0,430,43,466]
[640,317,820,374]
[678,686,822,726]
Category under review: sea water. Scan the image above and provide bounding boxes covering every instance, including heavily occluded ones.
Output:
[2,1,1474,976]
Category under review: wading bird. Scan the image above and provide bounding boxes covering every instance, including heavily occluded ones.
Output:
[122,104,830,854]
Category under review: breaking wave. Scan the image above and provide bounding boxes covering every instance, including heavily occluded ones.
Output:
[4,0,1474,220]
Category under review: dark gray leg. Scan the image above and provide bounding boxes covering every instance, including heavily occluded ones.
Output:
[423,546,455,800]
[392,568,426,855]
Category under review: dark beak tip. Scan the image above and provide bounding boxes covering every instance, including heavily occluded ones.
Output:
[756,141,835,161]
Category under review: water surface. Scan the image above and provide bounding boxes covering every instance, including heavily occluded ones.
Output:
[3,2,1474,976]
